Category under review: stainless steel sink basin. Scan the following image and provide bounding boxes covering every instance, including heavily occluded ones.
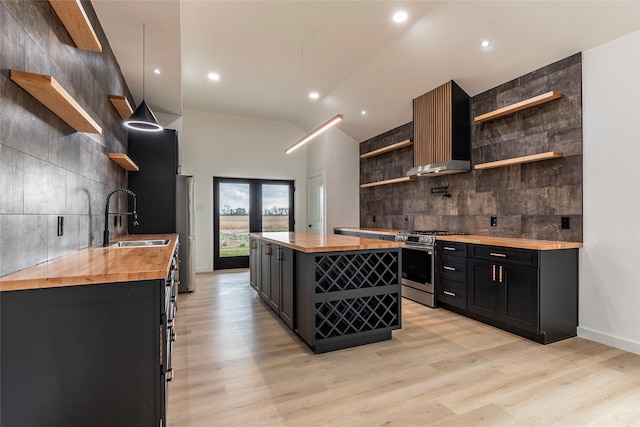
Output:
[108,239,170,248]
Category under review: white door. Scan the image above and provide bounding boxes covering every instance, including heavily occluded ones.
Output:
[308,172,324,233]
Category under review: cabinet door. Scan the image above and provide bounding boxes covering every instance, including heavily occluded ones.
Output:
[468,260,500,320]
[269,246,281,311]
[503,266,539,333]
[249,238,259,292]
[259,241,271,301]
[279,247,295,329]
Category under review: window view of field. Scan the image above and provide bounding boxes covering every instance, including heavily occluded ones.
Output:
[219,182,290,258]
[219,215,289,257]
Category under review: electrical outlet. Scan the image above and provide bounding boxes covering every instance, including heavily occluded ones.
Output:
[57,216,64,236]
[561,217,570,229]
[404,215,409,224]
[490,216,497,227]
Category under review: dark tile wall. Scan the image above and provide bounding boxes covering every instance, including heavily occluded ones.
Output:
[360,54,583,242]
[0,1,133,276]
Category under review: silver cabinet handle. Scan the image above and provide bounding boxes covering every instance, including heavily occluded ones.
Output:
[443,266,456,271]
[492,264,496,281]
[490,252,507,258]
[443,246,456,251]
[276,247,283,261]
[443,290,456,297]
[499,265,503,283]
[264,243,271,256]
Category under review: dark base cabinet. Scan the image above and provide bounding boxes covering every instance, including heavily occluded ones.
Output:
[250,239,295,330]
[437,241,579,345]
[250,237,402,354]
[296,249,401,354]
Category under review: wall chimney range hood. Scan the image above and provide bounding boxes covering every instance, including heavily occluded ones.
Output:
[408,80,470,177]
[407,159,471,176]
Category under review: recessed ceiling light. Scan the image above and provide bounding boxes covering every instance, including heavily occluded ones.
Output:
[208,72,220,81]
[393,11,408,23]
[481,40,490,48]
[153,68,160,75]
[361,110,367,116]
[309,92,319,100]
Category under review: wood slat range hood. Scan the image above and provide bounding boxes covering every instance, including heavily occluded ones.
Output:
[408,80,471,177]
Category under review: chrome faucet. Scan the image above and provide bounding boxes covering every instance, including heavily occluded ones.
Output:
[103,188,139,247]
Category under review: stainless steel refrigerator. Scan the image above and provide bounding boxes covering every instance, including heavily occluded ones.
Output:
[176,175,196,293]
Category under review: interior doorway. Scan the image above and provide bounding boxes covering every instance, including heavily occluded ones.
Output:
[213,177,294,270]
[308,171,324,233]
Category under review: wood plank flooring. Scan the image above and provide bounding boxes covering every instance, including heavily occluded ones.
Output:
[168,270,640,426]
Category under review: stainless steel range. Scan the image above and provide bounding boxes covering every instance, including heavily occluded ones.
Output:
[395,230,461,308]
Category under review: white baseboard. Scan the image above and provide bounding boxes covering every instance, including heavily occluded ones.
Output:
[578,327,640,355]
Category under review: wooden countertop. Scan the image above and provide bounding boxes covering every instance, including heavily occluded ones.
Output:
[333,227,399,237]
[0,234,178,292]
[334,227,582,250]
[251,232,404,253]
[437,235,583,250]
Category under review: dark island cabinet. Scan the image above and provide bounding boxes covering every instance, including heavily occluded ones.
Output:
[466,244,577,344]
[250,241,295,330]
[0,250,178,427]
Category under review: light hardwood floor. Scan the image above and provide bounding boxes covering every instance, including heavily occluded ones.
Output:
[168,270,640,426]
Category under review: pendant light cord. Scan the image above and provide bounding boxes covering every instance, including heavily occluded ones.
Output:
[142,23,146,99]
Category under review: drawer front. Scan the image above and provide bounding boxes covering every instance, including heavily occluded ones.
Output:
[438,241,467,258]
[438,279,467,310]
[469,244,538,268]
[440,255,466,283]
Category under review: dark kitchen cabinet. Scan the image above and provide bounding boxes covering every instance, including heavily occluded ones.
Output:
[0,248,178,427]
[279,246,295,329]
[127,129,179,234]
[249,237,259,291]
[468,259,539,333]
[466,244,577,343]
[251,241,295,329]
[436,241,468,310]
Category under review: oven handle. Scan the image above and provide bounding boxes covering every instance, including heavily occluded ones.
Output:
[403,244,434,252]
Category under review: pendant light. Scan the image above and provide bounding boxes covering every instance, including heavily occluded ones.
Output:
[124,24,163,132]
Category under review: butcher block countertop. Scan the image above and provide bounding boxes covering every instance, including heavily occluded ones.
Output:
[333,227,398,237]
[0,234,178,292]
[334,227,582,250]
[437,235,583,250]
[251,232,404,253]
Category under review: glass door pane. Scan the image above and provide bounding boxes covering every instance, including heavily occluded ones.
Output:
[219,182,250,257]
[261,184,290,232]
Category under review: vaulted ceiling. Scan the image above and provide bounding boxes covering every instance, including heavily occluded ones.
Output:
[93,1,640,142]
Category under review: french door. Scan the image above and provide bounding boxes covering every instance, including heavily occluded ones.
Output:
[213,177,294,270]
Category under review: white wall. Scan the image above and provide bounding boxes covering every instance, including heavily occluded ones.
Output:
[581,30,640,354]
[180,109,308,272]
[306,127,360,233]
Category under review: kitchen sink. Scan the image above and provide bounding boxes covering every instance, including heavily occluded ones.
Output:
[107,239,170,248]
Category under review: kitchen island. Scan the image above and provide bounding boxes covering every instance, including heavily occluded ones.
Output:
[250,232,404,353]
[0,234,178,427]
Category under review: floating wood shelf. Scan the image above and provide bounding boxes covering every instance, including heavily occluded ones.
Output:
[108,95,133,119]
[360,176,416,188]
[474,91,562,123]
[48,0,102,52]
[108,153,139,171]
[474,151,563,170]
[10,70,102,134]
[360,139,413,159]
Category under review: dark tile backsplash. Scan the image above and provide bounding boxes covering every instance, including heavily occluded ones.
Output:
[0,1,133,276]
[360,54,583,242]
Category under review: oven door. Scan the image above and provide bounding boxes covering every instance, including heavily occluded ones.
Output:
[402,245,434,293]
